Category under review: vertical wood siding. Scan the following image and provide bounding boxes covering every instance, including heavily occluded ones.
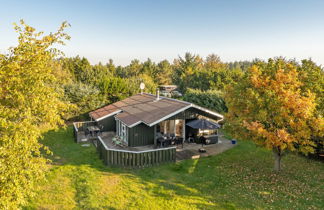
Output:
[96,136,176,168]
[128,123,154,147]
[98,116,116,132]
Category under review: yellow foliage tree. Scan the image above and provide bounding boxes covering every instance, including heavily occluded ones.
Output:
[0,20,71,208]
[225,59,323,171]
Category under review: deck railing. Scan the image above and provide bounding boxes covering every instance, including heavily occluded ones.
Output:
[96,136,176,168]
[72,121,97,142]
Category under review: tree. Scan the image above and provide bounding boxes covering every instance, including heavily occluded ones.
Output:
[173,52,204,92]
[64,82,106,117]
[123,59,143,77]
[98,76,132,103]
[183,89,227,113]
[106,59,116,75]
[298,59,324,115]
[204,54,244,91]
[225,59,323,171]
[0,20,71,208]
[142,58,156,78]
[128,74,158,94]
[67,56,93,83]
[154,59,172,85]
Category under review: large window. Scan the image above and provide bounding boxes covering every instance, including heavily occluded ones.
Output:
[158,120,184,137]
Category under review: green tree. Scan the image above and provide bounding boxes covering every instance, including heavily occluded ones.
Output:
[154,59,173,85]
[72,56,93,83]
[204,54,243,91]
[298,59,324,115]
[173,52,204,92]
[183,89,227,113]
[98,76,132,102]
[142,58,156,78]
[106,59,116,75]
[64,82,106,117]
[225,59,323,171]
[123,59,143,77]
[128,74,158,94]
[0,20,71,208]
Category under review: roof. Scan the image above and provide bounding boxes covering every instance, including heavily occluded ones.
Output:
[89,93,223,127]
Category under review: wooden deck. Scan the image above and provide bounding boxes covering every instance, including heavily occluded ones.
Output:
[175,137,236,161]
[73,126,237,167]
[97,132,236,161]
[98,132,158,151]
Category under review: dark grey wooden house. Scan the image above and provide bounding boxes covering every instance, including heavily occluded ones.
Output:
[89,92,224,147]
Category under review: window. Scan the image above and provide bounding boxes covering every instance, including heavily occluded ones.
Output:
[116,119,128,143]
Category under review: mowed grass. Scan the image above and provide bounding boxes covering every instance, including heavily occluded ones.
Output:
[26,126,324,209]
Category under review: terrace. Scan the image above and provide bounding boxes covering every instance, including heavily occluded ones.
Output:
[73,121,236,168]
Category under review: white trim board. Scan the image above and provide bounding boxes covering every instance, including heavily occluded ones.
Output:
[191,104,224,119]
[117,103,224,128]
[97,136,176,153]
[94,110,122,121]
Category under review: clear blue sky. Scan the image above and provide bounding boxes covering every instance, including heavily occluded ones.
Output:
[1,0,324,65]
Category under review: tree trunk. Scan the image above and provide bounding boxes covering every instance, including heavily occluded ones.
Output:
[273,148,281,172]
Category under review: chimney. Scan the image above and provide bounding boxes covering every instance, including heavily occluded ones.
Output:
[156,88,160,101]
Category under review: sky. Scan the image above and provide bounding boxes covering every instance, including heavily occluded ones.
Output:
[0,0,324,66]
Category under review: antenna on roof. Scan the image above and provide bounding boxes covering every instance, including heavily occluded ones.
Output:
[140,82,145,94]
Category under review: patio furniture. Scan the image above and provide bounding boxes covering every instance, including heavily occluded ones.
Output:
[169,134,176,145]
[205,135,218,144]
[199,135,207,147]
[186,119,221,130]
[164,138,172,147]
[157,137,165,147]
[112,136,125,147]
[87,126,100,137]
[186,133,195,143]
[199,148,206,153]
[97,124,104,136]
[175,137,184,148]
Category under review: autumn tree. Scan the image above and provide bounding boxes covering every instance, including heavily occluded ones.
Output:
[225,59,323,171]
[0,20,71,208]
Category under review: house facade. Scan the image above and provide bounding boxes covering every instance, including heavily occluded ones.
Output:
[89,92,224,147]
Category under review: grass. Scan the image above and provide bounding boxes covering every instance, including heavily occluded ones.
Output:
[25,126,324,209]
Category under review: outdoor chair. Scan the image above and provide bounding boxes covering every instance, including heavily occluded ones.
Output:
[199,136,207,147]
[164,139,172,147]
[169,134,176,145]
[186,133,195,143]
[175,137,184,148]
[157,137,165,148]
[112,136,125,148]
[156,132,163,138]
[85,128,91,138]
[98,125,104,136]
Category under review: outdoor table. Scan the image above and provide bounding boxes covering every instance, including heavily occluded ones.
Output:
[158,136,171,147]
[87,126,100,137]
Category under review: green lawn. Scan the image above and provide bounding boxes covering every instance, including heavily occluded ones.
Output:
[26,126,324,209]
